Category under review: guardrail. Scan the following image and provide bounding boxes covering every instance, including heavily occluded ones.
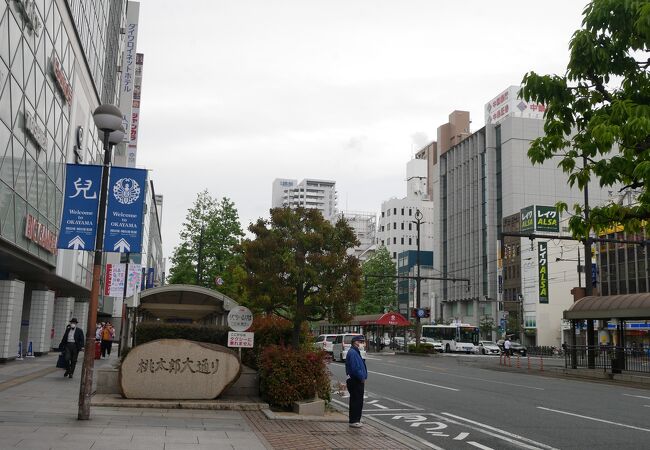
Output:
[564,345,650,374]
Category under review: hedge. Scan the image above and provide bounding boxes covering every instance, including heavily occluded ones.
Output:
[135,322,229,346]
[241,315,312,369]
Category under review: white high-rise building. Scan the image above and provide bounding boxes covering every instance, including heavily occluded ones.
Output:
[376,159,434,263]
[339,211,377,262]
[271,178,338,221]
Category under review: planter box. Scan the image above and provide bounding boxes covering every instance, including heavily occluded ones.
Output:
[292,398,325,416]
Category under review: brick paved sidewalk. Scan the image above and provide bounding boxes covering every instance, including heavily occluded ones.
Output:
[244,411,418,450]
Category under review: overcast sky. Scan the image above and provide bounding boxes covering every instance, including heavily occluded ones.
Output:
[134,0,589,263]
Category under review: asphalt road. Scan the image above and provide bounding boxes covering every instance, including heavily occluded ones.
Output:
[328,353,650,450]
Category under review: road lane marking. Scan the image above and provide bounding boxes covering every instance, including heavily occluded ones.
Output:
[367,370,459,391]
[623,393,650,400]
[442,412,558,450]
[454,432,469,440]
[468,441,493,450]
[537,406,650,432]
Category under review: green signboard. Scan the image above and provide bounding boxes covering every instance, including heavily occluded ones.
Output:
[520,206,534,233]
[535,205,559,232]
[538,241,549,304]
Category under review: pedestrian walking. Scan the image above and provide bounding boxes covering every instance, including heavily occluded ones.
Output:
[101,322,114,358]
[504,337,512,357]
[58,318,84,379]
[345,335,368,428]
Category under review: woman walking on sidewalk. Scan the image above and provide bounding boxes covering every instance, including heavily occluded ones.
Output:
[59,318,84,379]
[345,335,368,428]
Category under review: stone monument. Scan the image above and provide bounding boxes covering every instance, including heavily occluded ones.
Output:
[120,339,241,399]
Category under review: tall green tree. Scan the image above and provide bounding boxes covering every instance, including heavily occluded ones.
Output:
[520,0,650,238]
[241,207,362,348]
[357,246,397,315]
[167,190,244,288]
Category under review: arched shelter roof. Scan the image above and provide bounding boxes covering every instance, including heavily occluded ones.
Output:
[138,284,239,322]
[564,293,650,320]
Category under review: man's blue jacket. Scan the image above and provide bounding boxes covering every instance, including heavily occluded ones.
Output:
[345,346,368,382]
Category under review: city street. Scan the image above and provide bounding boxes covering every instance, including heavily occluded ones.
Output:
[328,353,650,449]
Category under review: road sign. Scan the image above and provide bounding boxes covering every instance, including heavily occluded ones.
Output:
[57,164,102,251]
[227,306,253,332]
[103,166,147,253]
[227,331,254,348]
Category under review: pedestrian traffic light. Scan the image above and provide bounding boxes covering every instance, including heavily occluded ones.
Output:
[423,308,430,318]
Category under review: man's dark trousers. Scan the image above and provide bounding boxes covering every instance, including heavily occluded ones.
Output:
[64,342,79,375]
[346,377,364,423]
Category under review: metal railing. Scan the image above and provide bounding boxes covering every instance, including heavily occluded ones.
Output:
[564,345,650,374]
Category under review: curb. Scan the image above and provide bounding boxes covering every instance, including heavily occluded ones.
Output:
[262,408,348,422]
[91,394,269,411]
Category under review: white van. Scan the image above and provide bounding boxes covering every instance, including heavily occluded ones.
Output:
[314,334,338,354]
[332,333,367,362]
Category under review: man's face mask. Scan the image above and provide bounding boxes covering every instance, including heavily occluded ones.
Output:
[70,323,76,329]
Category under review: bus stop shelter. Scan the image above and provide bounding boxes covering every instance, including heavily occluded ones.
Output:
[318,311,411,352]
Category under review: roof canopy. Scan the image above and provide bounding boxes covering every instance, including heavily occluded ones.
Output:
[138,284,238,322]
[564,293,650,320]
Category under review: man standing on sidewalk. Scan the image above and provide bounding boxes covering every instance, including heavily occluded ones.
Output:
[345,335,368,428]
[59,318,84,379]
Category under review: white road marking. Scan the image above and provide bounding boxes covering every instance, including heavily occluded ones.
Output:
[365,392,423,410]
[454,432,470,440]
[537,406,650,433]
[367,370,459,391]
[623,393,650,400]
[366,400,388,409]
[442,412,558,450]
[468,441,494,450]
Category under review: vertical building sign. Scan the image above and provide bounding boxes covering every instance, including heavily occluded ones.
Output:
[496,240,503,301]
[520,206,534,233]
[538,242,549,304]
[119,2,140,142]
[103,167,147,253]
[127,53,144,167]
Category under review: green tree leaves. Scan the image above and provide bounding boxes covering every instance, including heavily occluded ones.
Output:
[167,190,244,289]
[520,0,650,238]
[241,207,362,348]
[357,246,397,315]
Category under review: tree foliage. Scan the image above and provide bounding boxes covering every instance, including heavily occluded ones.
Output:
[479,316,496,340]
[241,207,362,348]
[357,246,397,315]
[167,190,244,289]
[520,0,650,238]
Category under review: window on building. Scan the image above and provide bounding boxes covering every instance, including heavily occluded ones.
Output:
[409,223,412,231]
[409,238,412,245]
[393,222,396,229]
[393,208,397,214]
[409,209,412,216]
[393,237,396,244]
[381,226,384,232]
[401,237,404,245]
[381,211,385,217]
[401,223,404,230]
[381,240,385,246]
[393,252,397,259]
[401,208,404,215]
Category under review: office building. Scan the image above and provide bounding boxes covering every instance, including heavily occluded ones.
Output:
[0,0,128,360]
[271,178,337,221]
[339,210,376,262]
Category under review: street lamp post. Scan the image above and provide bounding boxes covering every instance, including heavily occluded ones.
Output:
[78,104,124,420]
[413,209,423,347]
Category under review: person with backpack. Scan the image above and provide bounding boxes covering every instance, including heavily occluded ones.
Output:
[101,322,114,358]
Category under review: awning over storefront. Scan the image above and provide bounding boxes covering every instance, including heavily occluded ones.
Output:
[138,284,238,322]
[0,239,90,298]
[374,311,410,326]
[564,293,650,320]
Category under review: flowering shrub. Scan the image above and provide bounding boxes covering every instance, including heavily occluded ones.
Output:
[259,344,331,408]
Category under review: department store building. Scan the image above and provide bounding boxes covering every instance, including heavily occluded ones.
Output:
[0,0,126,361]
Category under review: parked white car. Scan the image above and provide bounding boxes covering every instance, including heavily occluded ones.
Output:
[332,333,367,362]
[314,334,338,354]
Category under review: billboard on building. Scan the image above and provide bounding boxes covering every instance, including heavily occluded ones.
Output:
[119,2,140,142]
[485,85,547,126]
[127,53,144,167]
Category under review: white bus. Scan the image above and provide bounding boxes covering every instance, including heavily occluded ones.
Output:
[422,324,479,353]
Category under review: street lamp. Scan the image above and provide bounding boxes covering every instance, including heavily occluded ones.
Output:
[78,104,123,420]
[413,209,423,347]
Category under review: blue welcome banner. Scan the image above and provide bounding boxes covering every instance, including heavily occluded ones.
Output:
[103,166,147,253]
[57,164,102,251]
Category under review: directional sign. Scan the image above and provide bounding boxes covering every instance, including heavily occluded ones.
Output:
[57,164,102,251]
[103,166,147,253]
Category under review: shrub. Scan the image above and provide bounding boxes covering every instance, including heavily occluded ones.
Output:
[258,344,331,408]
[135,322,229,346]
[407,343,436,354]
[242,315,312,369]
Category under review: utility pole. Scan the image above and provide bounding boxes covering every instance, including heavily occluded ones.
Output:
[583,154,595,369]
[196,222,205,285]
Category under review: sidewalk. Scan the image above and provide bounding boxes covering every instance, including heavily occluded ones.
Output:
[0,349,421,450]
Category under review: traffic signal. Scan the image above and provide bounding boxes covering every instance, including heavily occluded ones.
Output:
[424,308,430,318]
